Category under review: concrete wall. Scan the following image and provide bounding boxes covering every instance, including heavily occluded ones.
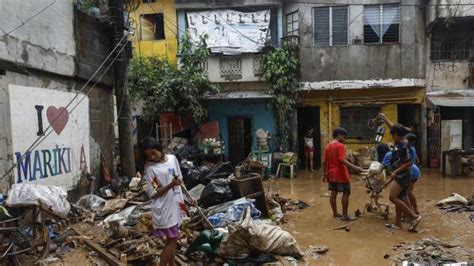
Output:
[0,0,76,76]
[289,0,426,82]
[0,70,115,193]
[176,0,282,10]
[427,0,474,25]
[0,4,115,193]
[208,98,276,157]
[130,0,179,64]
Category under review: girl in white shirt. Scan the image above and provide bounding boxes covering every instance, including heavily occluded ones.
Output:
[304,128,315,172]
[141,137,185,266]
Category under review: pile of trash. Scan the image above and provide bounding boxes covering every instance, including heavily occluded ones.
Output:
[387,238,474,264]
[1,161,305,264]
[436,193,474,222]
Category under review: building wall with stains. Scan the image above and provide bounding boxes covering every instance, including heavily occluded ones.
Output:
[130,0,178,64]
[0,3,115,194]
[286,0,426,82]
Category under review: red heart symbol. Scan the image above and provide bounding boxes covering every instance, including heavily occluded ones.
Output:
[47,106,69,135]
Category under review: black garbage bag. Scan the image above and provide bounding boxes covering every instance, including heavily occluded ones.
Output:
[199,162,234,185]
[199,179,234,208]
[174,145,199,162]
[181,161,210,190]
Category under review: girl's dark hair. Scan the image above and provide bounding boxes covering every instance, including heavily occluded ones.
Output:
[139,137,163,153]
[389,124,408,137]
[376,143,390,163]
[332,127,348,139]
[406,133,417,143]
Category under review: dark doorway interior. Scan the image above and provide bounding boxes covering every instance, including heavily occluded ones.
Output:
[297,107,321,169]
[398,104,421,160]
[228,117,252,165]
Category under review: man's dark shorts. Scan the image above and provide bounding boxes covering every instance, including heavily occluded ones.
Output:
[395,172,411,199]
[328,182,351,193]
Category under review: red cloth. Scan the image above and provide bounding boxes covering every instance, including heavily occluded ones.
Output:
[324,140,350,183]
[304,146,314,153]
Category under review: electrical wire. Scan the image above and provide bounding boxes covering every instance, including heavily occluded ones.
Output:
[0,0,57,36]
[0,35,130,180]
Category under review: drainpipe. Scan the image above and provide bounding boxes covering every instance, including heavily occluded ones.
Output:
[328,95,333,140]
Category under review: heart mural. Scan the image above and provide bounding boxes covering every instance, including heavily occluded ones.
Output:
[47,106,69,135]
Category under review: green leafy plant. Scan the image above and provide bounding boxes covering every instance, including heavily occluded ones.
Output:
[128,34,218,123]
[261,41,300,150]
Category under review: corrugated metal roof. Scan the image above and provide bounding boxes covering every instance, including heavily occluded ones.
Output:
[206,91,272,100]
[427,96,474,107]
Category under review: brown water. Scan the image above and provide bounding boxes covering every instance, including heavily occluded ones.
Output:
[265,169,474,265]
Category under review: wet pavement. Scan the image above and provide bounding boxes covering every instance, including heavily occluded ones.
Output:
[265,169,474,265]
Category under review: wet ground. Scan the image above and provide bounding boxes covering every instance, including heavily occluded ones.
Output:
[265,169,474,265]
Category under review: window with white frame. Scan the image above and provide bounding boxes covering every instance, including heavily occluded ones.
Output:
[314,6,348,46]
[363,4,400,44]
[286,11,299,37]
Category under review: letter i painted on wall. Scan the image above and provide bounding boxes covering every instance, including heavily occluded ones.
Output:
[35,105,44,136]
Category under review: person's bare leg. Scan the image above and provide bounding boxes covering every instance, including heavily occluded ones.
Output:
[408,181,419,215]
[389,183,418,220]
[309,152,314,171]
[160,239,177,266]
[305,152,309,171]
[342,191,350,217]
[395,205,402,227]
[330,190,339,217]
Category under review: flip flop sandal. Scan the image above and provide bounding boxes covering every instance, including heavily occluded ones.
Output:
[333,213,343,218]
[341,215,357,221]
[409,216,422,232]
[385,224,401,230]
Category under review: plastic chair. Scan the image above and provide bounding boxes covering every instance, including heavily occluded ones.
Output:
[276,152,297,178]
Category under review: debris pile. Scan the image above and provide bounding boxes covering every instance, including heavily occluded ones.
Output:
[1,161,306,264]
[388,238,474,264]
[436,193,474,213]
[461,155,474,177]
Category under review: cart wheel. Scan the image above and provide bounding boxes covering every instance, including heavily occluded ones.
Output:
[12,222,50,265]
[383,207,389,220]
[355,209,361,217]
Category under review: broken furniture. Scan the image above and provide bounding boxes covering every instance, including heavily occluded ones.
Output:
[230,174,269,217]
[276,152,297,179]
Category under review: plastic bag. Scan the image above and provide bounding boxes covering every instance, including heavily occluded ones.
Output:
[199,179,234,208]
[226,200,261,222]
[76,194,106,212]
[199,162,234,185]
[6,184,70,219]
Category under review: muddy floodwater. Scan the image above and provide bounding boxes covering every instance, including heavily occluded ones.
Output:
[265,169,474,265]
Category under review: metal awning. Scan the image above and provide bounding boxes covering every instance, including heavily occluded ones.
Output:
[428,97,474,107]
[206,91,272,100]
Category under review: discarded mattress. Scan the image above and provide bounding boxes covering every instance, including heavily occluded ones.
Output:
[5,183,70,219]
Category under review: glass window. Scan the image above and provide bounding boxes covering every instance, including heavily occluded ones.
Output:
[286,11,299,37]
[363,4,400,44]
[314,6,348,46]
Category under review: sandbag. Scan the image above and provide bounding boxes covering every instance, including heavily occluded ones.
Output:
[6,184,70,219]
[199,179,234,208]
[219,207,303,259]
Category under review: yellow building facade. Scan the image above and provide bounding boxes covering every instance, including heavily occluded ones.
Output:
[299,87,426,162]
[130,0,178,64]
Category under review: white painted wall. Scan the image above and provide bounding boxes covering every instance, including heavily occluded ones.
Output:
[0,0,76,76]
[7,85,89,190]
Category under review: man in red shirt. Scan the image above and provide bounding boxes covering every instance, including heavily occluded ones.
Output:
[323,128,363,221]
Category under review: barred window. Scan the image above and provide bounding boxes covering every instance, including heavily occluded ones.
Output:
[286,11,299,37]
[430,19,473,60]
[340,107,381,141]
[314,6,348,46]
[363,4,400,44]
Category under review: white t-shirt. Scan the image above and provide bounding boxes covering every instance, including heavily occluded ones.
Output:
[144,154,185,229]
[304,137,314,148]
